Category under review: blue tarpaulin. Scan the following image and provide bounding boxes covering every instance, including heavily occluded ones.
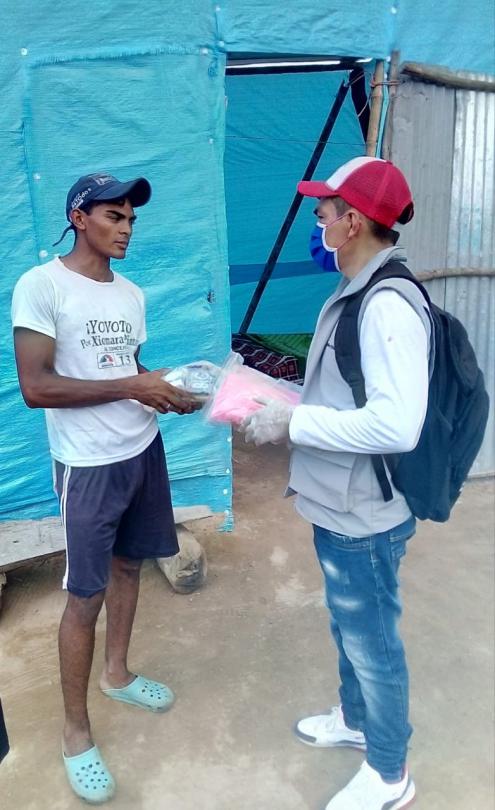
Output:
[1,1,493,521]
[225,70,367,333]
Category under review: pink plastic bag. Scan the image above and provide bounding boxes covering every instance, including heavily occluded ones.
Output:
[206,353,301,427]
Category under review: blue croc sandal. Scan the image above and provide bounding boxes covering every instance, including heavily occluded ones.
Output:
[63,745,115,804]
[101,675,175,713]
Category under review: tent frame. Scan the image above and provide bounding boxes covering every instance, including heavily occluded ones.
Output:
[234,62,373,333]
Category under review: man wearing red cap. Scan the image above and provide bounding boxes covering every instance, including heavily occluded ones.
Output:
[244,157,430,809]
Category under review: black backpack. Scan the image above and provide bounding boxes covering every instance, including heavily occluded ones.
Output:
[334,260,490,522]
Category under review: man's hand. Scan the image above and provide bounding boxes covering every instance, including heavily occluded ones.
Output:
[13,328,202,414]
[131,371,203,415]
[241,399,296,446]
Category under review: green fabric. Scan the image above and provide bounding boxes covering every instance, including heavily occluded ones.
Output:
[251,333,313,374]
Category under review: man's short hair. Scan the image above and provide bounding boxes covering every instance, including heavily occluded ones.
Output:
[332,196,400,246]
[72,197,128,240]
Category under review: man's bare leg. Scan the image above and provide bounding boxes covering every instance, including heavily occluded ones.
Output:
[100,556,142,690]
[59,591,105,756]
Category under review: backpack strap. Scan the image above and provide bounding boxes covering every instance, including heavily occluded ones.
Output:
[334,260,429,504]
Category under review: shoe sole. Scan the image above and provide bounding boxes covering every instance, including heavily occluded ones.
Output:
[320,778,415,810]
[389,779,416,810]
[293,724,367,751]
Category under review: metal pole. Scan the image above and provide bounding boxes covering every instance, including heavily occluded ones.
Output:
[239,77,350,334]
[349,66,370,141]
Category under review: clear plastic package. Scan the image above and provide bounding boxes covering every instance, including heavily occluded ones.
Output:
[204,352,301,427]
[163,362,220,401]
[132,361,221,413]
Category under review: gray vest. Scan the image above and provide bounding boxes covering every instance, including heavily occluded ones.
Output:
[287,246,432,537]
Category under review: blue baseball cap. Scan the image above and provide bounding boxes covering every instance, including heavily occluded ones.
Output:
[65,172,151,220]
[52,172,152,246]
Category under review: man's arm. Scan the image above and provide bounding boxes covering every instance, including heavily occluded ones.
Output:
[289,291,429,454]
[14,328,197,414]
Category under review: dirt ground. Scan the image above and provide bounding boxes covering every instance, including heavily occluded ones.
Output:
[0,440,494,810]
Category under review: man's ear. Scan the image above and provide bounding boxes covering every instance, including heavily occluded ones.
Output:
[70,209,87,232]
[348,209,363,238]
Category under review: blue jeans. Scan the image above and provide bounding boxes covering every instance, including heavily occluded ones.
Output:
[313,516,416,781]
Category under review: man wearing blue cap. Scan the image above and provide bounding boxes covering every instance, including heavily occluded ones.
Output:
[11,173,200,803]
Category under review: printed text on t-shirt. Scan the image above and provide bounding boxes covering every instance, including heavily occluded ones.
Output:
[81,319,139,350]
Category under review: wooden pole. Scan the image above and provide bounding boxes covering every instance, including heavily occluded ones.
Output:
[402,62,495,92]
[382,50,401,161]
[366,60,385,156]
[416,267,495,282]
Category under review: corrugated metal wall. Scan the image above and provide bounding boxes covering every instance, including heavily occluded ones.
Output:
[448,76,495,270]
[390,77,495,475]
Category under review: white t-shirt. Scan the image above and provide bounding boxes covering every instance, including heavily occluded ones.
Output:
[11,257,158,467]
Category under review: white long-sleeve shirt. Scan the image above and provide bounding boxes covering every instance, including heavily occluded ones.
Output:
[289,289,429,454]
[288,288,430,536]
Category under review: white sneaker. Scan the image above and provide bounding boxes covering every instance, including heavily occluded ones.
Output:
[325,761,416,810]
[294,705,366,750]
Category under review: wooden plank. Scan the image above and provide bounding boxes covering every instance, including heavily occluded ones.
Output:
[172,505,213,524]
[0,518,64,572]
[0,506,214,572]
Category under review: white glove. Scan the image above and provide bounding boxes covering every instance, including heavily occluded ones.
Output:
[242,399,295,446]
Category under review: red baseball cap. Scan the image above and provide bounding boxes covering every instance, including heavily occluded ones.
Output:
[298,156,414,228]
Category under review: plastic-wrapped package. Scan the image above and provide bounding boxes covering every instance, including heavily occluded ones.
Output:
[133,361,220,413]
[205,352,301,427]
[163,362,220,401]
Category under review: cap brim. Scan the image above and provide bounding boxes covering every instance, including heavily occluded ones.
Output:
[297,180,337,198]
[93,177,152,208]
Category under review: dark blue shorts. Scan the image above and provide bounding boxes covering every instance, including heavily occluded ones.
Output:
[55,432,179,598]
